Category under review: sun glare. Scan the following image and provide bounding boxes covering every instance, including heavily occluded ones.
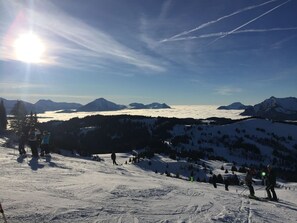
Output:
[14,32,45,63]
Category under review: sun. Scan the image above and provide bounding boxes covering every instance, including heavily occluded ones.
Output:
[14,32,45,63]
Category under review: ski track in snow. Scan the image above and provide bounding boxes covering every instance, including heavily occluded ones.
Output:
[1,147,297,222]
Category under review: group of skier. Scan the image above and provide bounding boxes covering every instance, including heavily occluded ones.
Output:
[245,165,278,201]
[18,128,51,158]
[211,165,278,201]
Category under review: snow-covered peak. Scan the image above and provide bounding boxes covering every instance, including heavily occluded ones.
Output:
[241,96,297,120]
[254,96,297,113]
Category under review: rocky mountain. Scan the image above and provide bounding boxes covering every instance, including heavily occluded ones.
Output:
[129,102,171,109]
[76,98,126,112]
[241,96,297,120]
[218,102,251,110]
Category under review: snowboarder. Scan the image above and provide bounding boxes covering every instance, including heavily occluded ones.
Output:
[212,174,217,188]
[111,151,117,165]
[18,133,27,156]
[265,165,278,201]
[245,169,255,197]
[28,128,38,158]
[40,131,50,156]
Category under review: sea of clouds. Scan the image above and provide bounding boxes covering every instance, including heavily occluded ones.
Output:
[37,105,248,123]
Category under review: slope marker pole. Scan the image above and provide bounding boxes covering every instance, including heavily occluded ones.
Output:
[0,202,8,223]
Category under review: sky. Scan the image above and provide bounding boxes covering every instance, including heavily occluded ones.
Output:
[0,0,297,106]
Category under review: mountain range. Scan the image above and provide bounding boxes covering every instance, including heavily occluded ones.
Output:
[219,96,297,121]
[0,97,171,113]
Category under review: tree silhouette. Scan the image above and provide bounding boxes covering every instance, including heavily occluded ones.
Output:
[0,100,7,130]
[10,101,27,135]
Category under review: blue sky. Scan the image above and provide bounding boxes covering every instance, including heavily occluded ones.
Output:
[0,0,297,106]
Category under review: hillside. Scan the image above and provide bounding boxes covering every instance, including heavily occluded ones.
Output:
[37,115,297,181]
[0,144,297,222]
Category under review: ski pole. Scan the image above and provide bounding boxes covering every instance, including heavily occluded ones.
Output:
[255,185,266,191]
[239,187,247,195]
[0,202,8,223]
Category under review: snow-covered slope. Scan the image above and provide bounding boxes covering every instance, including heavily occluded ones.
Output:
[0,145,297,223]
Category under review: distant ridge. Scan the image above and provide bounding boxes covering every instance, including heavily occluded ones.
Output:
[35,99,82,112]
[218,102,250,110]
[129,102,171,109]
[0,98,82,113]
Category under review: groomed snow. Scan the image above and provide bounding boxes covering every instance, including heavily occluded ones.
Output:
[0,146,297,223]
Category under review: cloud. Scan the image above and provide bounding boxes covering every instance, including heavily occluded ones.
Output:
[271,34,297,49]
[215,87,242,96]
[0,82,46,89]
[160,0,279,43]
[0,1,166,72]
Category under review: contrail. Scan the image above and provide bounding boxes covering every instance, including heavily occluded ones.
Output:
[160,0,279,43]
[166,27,297,42]
[207,0,291,46]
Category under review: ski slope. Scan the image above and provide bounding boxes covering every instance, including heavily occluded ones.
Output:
[0,146,297,223]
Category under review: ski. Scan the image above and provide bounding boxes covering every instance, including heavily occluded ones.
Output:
[243,195,268,202]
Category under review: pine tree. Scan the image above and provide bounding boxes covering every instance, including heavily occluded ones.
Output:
[0,100,7,130]
[10,100,28,135]
[27,111,38,129]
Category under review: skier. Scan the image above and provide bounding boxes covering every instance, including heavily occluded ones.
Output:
[111,151,118,165]
[18,133,27,156]
[212,174,217,188]
[224,177,229,191]
[245,169,255,197]
[266,165,278,201]
[28,128,38,158]
[40,131,50,156]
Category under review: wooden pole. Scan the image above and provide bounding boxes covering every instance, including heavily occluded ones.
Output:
[0,202,8,223]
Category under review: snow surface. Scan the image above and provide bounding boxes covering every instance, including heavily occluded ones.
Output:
[1,145,297,223]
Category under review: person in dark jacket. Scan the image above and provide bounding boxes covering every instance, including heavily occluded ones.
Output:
[245,169,255,197]
[224,177,229,191]
[212,174,217,188]
[28,128,38,158]
[18,133,27,156]
[265,165,278,201]
[111,151,118,165]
